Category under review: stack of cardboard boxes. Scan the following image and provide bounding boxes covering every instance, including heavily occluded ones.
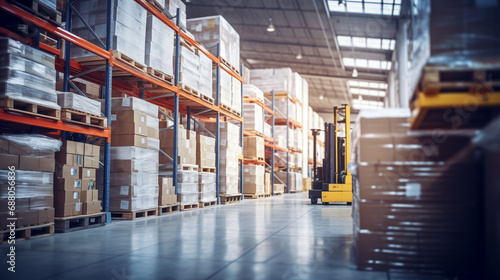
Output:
[243,103,264,134]
[243,136,264,160]
[196,134,216,169]
[158,177,176,206]
[243,165,265,195]
[145,14,175,78]
[352,109,478,273]
[198,172,216,203]
[108,97,159,213]
[176,171,199,205]
[54,140,101,217]
[0,135,59,229]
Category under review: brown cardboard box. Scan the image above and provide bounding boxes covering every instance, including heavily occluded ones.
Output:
[358,137,394,163]
[111,160,139,173]
[38,208,55,224]
[0,138,9,153]
[84,156,100,168]
[55,165,79,179]
[302,178,312,191]
[56,153,84,167]
[80,167,96,179]
[159,125,187,141]
[111,110,147,123]
[243,136,265,159]
[274,184,285,193]
[0,153,18,169]
[30,196,53,208]
[75,142,85,155]
[111,134,148,148]
[54,178,82,191]
[84,143,100,157]
[91,189,99,201]
[60,140,77,154]
[243,183,263,194]
[82,178,96,190]
[17,210,39,227]
[264,172,271,194]
[112,122,148,136]
[81,190,93,202]
[19,155,40,171]
[55,202,82,217]
[83,200,101,214]
[54,190,80,204]
[147,127,159,139]
[8,141,31,155]
[39,158,55,172]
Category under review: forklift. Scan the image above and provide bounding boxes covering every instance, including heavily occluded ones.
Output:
[309,104,352,205]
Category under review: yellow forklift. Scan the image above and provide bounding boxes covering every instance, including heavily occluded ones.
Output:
[309,105,352,205]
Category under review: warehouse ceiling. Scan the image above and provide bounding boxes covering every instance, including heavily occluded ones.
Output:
[185,0,400,115]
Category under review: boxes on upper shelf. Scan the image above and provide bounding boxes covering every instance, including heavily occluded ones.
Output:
[145,14,175,77]
[57,92,102,116]
[250,68,293,94]
[160,125,197,166]
[243,136,264,160]
[243,103,264,134]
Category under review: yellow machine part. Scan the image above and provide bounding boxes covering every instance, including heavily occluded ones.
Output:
[321,183,352,203]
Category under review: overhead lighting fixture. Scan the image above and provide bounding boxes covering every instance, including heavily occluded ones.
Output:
[267,18,275,32]
[296,53,302,60]
[319,95,324,100]
[352,68,358,77]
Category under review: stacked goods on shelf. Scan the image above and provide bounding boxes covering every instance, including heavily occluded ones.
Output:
[243,165,265,196]
[176,170,199,206]
[0,135,60,229]
[250,68,293,94]
[243,84,264,101]
[407,0,500,95]
[0,38,59,110]
[274,97,295,122]
[352,109,479,273]
[178,40,200,93]
[159,125,196,166]
[264,172,271,194]
[200,122,240,195]
[274,126,294,149]
[242,66,251,85]
[197,134,216,170]
[198,172,216,204]
[294,172,303,192]
[243,136,264,161]
[70,0,147,66]
[198,49,213,100]
[187,15,241,113]
[164,0,186,28]
[56,76,101,100]
[187,15,240,71]
[264,123,272,139]
[274,184,285,194]
[243,103,263,134]
[108,97,159,213]
[158,177,176,206]
[55,140,101,217]
[291,72,304,103]
[57,92,101,116]
[145,14,175,77]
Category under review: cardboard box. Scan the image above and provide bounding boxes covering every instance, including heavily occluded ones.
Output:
[55,202,82,217]
[60,140,84,155]
[147,127,159,139]
[264,172,271,194]
[84,143,100,157]
[84,156,100,168]
[30,196,53,208]
[19,155,40,171]
[243,136,264,159]
[54,190,80,204]
[83,200,101,214]
[80,167,96,179]
[0,138,9,153]
[17,210,39,227]
[82,178,96,190]
[55,165,79,179]
[39,158,55,172]
[110,160,139,173]
[56,153,84,167]
[111,110,147,124]
[38,208,55,224]
[91,189,99,201]
[111,134,148,149]
[0,153,18,169]
[54,178,82,191]
[112,122,148,136]
[8,141,31,155]
[81,190,93,202]
[274,184,285,193]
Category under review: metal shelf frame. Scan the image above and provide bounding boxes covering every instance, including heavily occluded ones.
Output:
[0,0,244,214]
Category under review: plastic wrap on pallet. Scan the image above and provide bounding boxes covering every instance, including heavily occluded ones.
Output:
[296,128,302,150]
[243,103,264,134]
[295,153,302,169]
[291,72,303,103]
[273,98,295,122]
[218,68,232,108]
[294,172,302,191]
[39,0,57,11]
[104,97,158,117]
[407,0,500,94]
[70,0,147,65]
[187,15,240,70]
[110,146,159,162]
[177,183,198,194]
[110,172,159,186]
[199,172,216,184]
[0,75,59,109]
[243,84,264,100]
[296,103,302,126]
[0,170,53,210]
[243,164,264,194]
[264,123,272,138]
[110,185,159,198]
[0,38,55,68]
[145,14,174,76]
[250,68,293,94]
[57,92,101,116]
[231,76,242,114]
[0,134,62,153]
[179,44,200,93]
[178,192,198,204]
[110,195,158,212]
[198,49,213,99]
[0,53,56,81]
[165,0,186,28]
[199,191,216,202]
[274,125,295,149]
[199,183,216,193]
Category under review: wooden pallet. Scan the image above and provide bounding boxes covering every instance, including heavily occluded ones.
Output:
[290,190,303,193]
[178,164,198,171]
[158,203,180,216]
[243,96,265,105]
[180,38,196,53]
[198,167,216,173]
[13,0,62,24]
[110,208,158,220]
[244,129,265,137]
[61,109,107,129]
[273,192,284,196]
[220,193,242,205]
[112,51,147,72]
[244,193,271,199]
[289,148,302,153]
[199,200,217,208]
[54,212,106,233]
[220,103,242,117]
[1,223,54,244]
[180,203,199,211]
[220,57,239,75]
[200,93,215,105]
[180,83,200,98]
[147,67,174,85]
[0,97,60,120]
[244,157,265,162]
[147,0,164,12]
[40,32,57,48]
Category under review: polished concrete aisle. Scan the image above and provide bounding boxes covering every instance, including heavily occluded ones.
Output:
[1,193,432,280]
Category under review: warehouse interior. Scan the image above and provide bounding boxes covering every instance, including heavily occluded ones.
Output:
[0,0,499,279]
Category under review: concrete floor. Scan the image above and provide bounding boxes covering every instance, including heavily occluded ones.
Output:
[1,193,441,280]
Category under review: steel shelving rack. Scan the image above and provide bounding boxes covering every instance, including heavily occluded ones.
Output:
[0,0,244,217]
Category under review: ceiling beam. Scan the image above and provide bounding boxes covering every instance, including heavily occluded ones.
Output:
[301,73,387,83]
[240,39,331,49]
[185,3,316,13]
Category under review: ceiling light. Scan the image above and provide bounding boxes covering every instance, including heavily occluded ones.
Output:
[352,68,358,77]
[267,18,275,32]
[319,95,324,100]
[296,53,302,60]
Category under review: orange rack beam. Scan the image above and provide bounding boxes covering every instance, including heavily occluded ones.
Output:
[242,159,266,166]
[0,109,111,140]
[265,142,289,152]
[243,97,274,116]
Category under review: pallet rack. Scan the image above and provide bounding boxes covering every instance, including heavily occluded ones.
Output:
[0,0,244,220]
